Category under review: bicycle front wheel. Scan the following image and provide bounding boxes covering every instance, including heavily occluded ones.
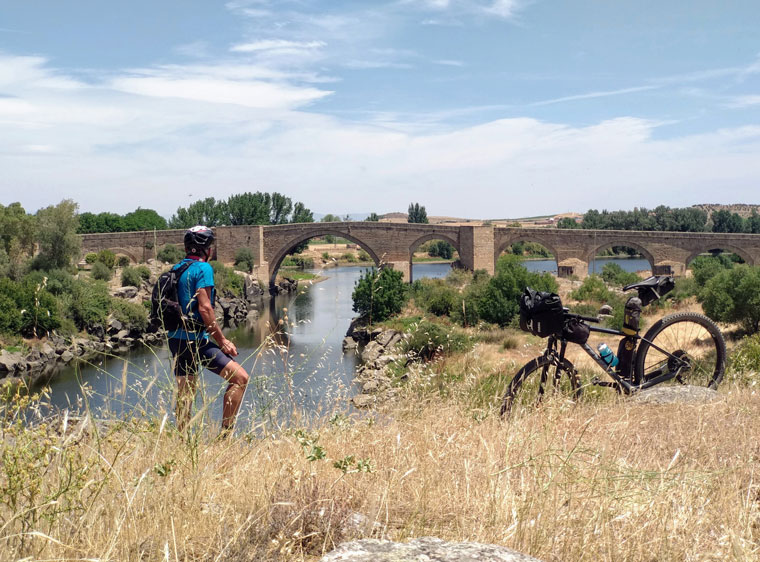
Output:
[500,355,580,417]
[634,312,726,389]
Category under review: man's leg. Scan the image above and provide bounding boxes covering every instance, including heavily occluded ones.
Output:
[218,361,249,430]
[176,374,196,431]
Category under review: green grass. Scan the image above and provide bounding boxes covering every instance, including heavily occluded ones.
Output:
[280,271,321,281]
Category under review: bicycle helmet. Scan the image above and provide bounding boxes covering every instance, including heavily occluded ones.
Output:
[184,225,215,255]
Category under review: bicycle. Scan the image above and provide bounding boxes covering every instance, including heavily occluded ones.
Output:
[500,275,726,417]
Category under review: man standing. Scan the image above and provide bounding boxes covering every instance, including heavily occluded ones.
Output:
[168,225,249,435]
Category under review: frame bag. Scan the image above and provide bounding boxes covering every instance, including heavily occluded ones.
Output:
[519,288,564,338]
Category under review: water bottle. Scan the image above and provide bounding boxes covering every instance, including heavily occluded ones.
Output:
[598,343,619,368]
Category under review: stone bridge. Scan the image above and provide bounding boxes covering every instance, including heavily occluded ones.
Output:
[80,224,760,284]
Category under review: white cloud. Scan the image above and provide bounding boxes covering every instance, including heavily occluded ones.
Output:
[726,95,760,108]
[230,39,326,53]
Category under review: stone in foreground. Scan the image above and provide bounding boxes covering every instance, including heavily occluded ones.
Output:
[319,537,542,561]
[633,384,720,405]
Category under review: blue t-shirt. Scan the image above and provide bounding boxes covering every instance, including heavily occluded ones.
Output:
[167,258,215,341]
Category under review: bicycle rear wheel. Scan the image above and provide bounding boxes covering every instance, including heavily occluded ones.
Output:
[500,356,580,417]
[634,312,726,389]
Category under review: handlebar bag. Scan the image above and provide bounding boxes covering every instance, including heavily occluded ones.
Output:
[519,288,564,337]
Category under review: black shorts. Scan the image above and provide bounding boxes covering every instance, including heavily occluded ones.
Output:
[168,338,232,378]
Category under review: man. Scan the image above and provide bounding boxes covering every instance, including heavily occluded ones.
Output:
[168,225,249,435]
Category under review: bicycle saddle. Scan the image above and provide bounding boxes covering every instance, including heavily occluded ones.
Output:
[623,275,675,305]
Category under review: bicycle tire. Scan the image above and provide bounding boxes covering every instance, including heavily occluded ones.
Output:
[634,312,726,389]
[500,355,580,417]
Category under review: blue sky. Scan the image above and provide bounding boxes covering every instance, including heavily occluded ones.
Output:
[1,0,759,219]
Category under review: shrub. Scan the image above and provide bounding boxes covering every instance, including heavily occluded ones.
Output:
[321,252,330,261]
[729,333,760,377]
[357,250,371,262]
[96,249,117,269]
[476,255,557,327]
[116,255,130,267]
[412,278,458,317]
[570,274,611,302]
[282,255,315,269]
[209,261,244,297]
[135,265,151,280]
[0,277,61,337]
[234,247,255,273]
[701,265,760,333]
[401,320,471,361]
[66,279,111,330]
[601,262,640,287]
[157,244,185,264]
[120,266,142,287]
[85,253,98,264]
[91,261,113,281]
[342,252,357,263]
[0,290,22,334]
[111,298,148,331]
[690,254,733,287]
[352,267,407,323]
[427,240,454,260]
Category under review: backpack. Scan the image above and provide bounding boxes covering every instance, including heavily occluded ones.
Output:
[150,262,204,332]
[518,288,564,338]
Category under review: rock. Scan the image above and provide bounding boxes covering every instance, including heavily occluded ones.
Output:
[319,537,542,562]
[362,380,380,393]
[342,337,358,352]
[60,350,74,363]
[370,327,383,340]
[374,329,398,347]
[113,286,139,299]
[633,385,720,405]
[114,329,131,341]
[0,350,24,373]
[88,323,106,340]
[598,304,613,316]
[375,355,397,368]
[361,341,385,364]
[246,310,259,323]
[39,342,56,359]
[346,317,370,342]
[385,332,403,351]
[107,318,124,335]
[351,394,375,408]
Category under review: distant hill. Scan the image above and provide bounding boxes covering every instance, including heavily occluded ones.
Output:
[692,203,760,219]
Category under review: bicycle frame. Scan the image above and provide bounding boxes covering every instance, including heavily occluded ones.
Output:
[546,323,693,395]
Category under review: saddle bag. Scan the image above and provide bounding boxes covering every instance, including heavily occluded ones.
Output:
[519,288,564,338]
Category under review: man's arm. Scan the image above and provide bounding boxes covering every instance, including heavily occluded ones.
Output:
[196,287,238,357]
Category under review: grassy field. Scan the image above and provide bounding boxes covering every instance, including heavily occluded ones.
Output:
[2,325,759,561]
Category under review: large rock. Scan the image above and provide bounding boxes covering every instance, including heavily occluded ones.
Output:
[351,394,375,408]
[633,385,720,405]
[319,537,542,561]
[375,329,398,347]
[113,286,139,299]
[342,337,358,352]
[361,341,385,364]
[107,318,123,335]
[0,350,24,373]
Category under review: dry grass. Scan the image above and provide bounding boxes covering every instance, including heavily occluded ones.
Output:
[2,345,760,561]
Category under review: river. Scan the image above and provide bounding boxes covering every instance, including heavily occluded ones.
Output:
[43,258,650,429]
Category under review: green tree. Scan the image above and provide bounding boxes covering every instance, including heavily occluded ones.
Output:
[352,267,407,324]
[320,214,342,223]
[365,212,380,221]
[711,210,745,233]
[701,265,760,333]
[427,240,454,259]
[35,199,81,270]
[122,207,168,231]
[169,197,226,228]
[556,217,581,229]
[747,210,760,234]
[291,202,314,224]
[407,203,429,224]
[269,193,293,224]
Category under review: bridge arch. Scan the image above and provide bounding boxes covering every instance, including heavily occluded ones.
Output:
[268,229,381,284]
[586,241,655,273]
[105,247,139,263]
[685,244,754,267]
[495,236,560,270]
[408,233,461,256]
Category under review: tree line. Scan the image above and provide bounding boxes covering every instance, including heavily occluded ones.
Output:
[556,206,760,233]
[77,192,315,234]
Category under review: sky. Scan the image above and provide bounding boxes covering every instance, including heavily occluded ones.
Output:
[1,0,760,220]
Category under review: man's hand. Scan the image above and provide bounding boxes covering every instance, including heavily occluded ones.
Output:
[220,339,238,357]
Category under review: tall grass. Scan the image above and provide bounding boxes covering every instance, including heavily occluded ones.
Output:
[2,337,760,560]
